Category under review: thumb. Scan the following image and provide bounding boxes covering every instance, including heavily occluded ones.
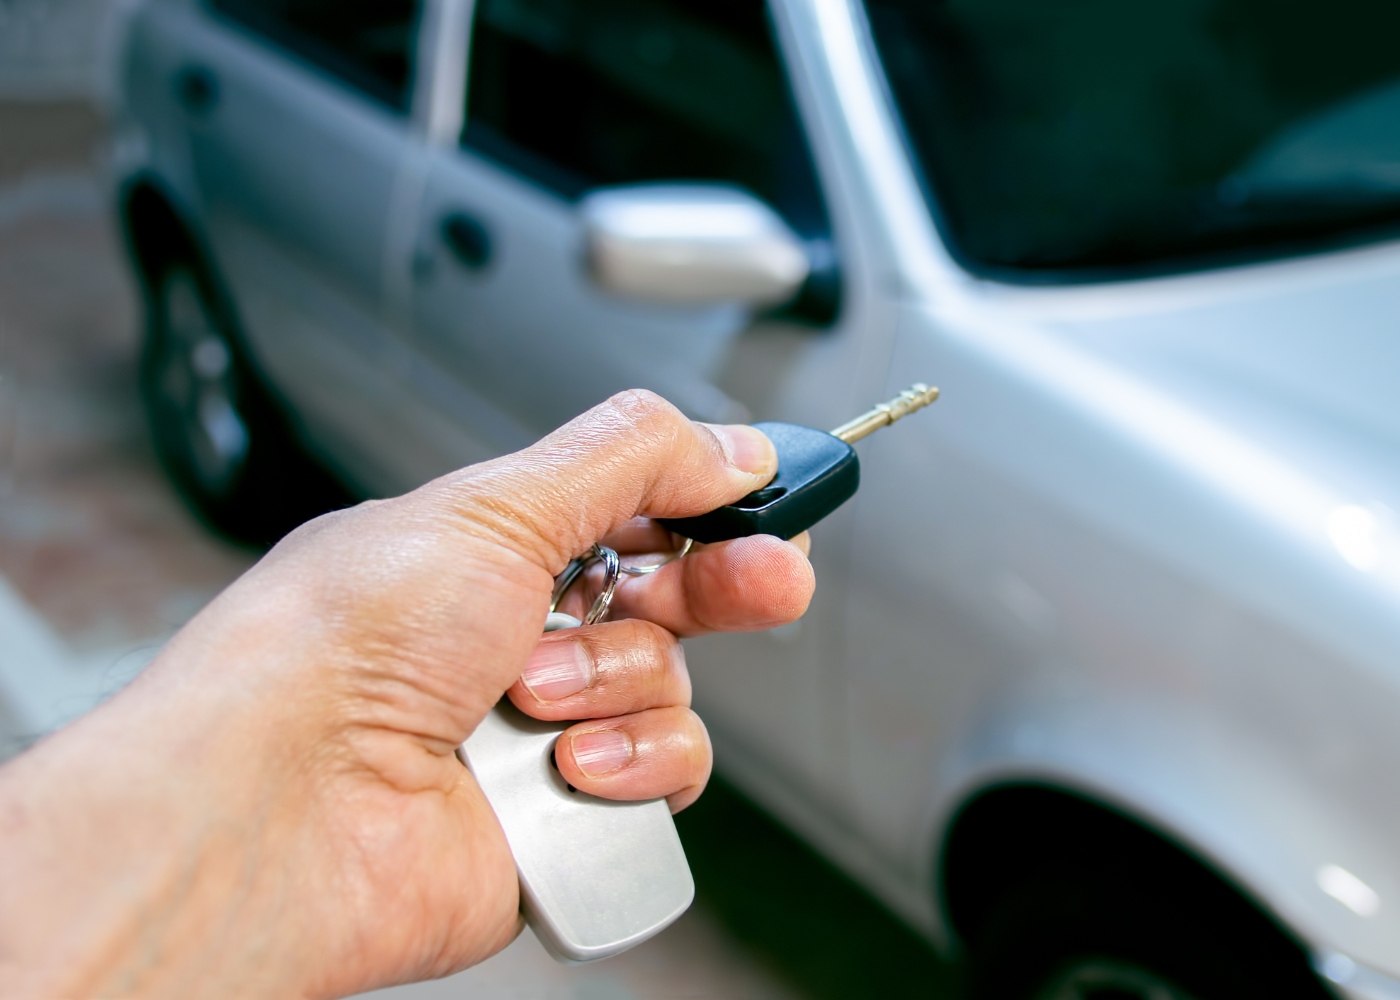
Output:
[424,390,776,569]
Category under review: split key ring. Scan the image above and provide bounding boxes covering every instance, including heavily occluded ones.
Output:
[549,544,620,626]
[548,537,694,627]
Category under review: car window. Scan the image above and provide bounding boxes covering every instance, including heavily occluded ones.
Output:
[209,0,422,111]
[866,0,1400,279]
[462,0,830,241]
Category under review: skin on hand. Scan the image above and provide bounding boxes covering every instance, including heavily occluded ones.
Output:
[0,391,814,1000]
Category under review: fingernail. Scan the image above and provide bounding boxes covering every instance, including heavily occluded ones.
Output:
[570,730,633,776]
[708,424,775,477]
[521,641,591,701]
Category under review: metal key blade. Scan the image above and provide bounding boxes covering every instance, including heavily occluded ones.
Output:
[830,383,940,444]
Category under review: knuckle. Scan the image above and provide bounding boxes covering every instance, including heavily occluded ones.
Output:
[586,618,681,685]
[599,390,686,452]
[650,708,709,773]
[603,388,676,427]
[681,706,709,748]
[625,615,678,652]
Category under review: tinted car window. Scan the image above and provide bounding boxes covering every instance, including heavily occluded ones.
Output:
[463,0,830,240]
[867,0,1400,279]
[210,0,421,111]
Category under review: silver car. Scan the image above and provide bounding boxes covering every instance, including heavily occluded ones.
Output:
[111,0,1400,995]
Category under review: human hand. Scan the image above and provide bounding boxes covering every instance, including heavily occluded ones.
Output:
[0,391,815,999]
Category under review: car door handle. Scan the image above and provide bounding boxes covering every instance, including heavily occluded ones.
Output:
[175,65,219,116]
[441,211,493,269]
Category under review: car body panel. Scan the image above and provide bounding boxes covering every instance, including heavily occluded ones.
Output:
[772,0,1400,974]
[842,249,1400,974]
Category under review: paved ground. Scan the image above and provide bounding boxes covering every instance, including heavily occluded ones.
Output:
[0,101,953,1000]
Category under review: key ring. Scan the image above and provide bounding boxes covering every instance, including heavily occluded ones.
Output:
[549,543,621,625]
[620,537,693,576]
[549,537,693,625]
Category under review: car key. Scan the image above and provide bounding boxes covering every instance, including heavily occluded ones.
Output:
[458,383,939,964]
[660,382,940,543]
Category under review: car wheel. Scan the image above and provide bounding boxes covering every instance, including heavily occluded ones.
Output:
[1029,957,1200,1000]
[141,261,351,545]
[966,867,1333,1000]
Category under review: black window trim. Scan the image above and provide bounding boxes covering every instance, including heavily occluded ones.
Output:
[203,0,422,114]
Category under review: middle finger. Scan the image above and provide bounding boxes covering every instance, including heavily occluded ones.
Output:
[507,618,691,722]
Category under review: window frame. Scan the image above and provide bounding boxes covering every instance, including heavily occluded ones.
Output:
[456,0,831,222]
[203,0,425,113]
[449,0,844,323]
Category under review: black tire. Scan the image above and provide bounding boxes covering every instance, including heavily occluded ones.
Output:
[140,259,352,546]
[965,862,1334,1000]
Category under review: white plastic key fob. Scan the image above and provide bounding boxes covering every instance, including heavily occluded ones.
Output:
[458,695,693,962]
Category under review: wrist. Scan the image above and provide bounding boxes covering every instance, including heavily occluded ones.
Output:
[0,682,317,999]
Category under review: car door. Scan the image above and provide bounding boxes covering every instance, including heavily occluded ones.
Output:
[403,0,871,813]
[406,0,841,434]
[171,0,447,494]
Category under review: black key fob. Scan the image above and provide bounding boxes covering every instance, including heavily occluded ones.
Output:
[659,422,859,543]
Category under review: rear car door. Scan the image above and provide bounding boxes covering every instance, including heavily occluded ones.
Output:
[170,0,440,493]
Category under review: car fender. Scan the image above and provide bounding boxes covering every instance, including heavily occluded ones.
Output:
[931,688,1400,979]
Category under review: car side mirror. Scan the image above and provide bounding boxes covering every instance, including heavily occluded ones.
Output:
[579,185,811,307]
